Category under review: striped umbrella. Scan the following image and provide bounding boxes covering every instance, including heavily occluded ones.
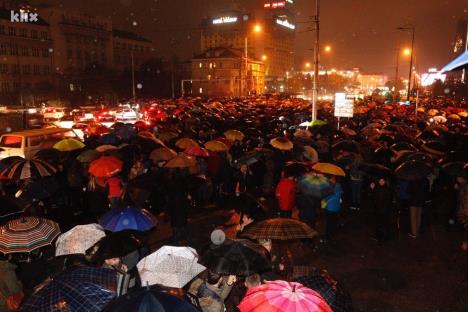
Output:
[1,159,57,180]
[0,217,61,254]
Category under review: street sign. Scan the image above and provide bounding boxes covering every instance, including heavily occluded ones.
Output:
[334,93,354,117]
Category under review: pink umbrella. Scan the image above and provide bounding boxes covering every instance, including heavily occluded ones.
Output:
[238,280,332,312]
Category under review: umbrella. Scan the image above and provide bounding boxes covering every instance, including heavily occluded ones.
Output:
[312,163,346,177]
[89,156,123,178]
[441,161,465,177]
[77,149,100,163]
[448,114,461,120]
[341,127,357,136]
[433,115,447,123]
[205,140,229,152]
[300,120,327,127]
[395,160,433,181]
[294,129,312,139]
[137,246,206,288]
[224,129,245,141]
[240,218,318,240]
[87,230,144,265]
[137,132,166,146]
[103,287,199,312]
[34,148,61,165]
[331,140,359,154]
[294,272,353,312]
[361,127,381,138]
[114,124,136,141]
[175,138,199,150]
[96,144,119,153]
[233,151,263,167]
[421,141,448,156]
[158,131,179,142]
[99,207,157,232]
[165,154,197,169]
[99,133,120,145]
[302,146,318,162]
[390,142,416,152]
[185,146,210,158]
[284,161,310,178]
[238,280,332,312]
[1,159,57,180]
[297,173,332,198]
[21,266,117,312]
[55,224,106,257]
[18,177,59,202]
[150,147,178,162]
[201,239,270,277]
[359,163,392,178]
[88,123,109,136]
[0,217,60,254]
[53,138,85,152]
[270,137,293,151]
[0,156,23,172]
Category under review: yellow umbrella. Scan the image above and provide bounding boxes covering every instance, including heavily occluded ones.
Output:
[53,139,85,152]
[448,114,461,120]
[270,137,293,151]
[150,147,177,162]
[205,140,228,152]
[417,107,425,112]
[165,154,197,168]
[428,109,439,116]
[175,138,199,150]
[312,162,346,177]
[224,129,245,141]
[458,111,468,118]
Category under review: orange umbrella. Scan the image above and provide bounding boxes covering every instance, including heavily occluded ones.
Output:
[312,162,346,177]
[205,140,229,152]
[270,137,293,151]
[448,114,461,120]
[89,156,123,178]
[87,123,109,136]
[150,147,177,162]
[458,111,468,118]
[175,138,199,150]
[165,154,197,168]
[224,129,245,141]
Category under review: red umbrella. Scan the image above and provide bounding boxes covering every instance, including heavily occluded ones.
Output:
[238,280,332,312]
[88,156,123,178]
[185,146,210,158]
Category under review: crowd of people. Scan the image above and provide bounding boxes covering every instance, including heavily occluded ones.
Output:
[0,95,466,311]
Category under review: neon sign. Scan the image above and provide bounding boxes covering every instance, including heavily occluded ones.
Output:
[212,16,238,24]
[264,2,286,8]
[276,19,295,29]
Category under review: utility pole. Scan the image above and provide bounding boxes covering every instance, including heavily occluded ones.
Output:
[393,46,400,103]
[407,27,415,101]
[131,50,136,104]
[311,0,320,121]
[244,36,248,96]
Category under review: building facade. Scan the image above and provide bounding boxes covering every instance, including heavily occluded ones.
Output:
[0,6,53,105]
[113,29,153,72]
[191,47,265,97]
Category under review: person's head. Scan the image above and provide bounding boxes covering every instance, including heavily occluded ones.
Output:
[240,164,248,174]
[206,270,223,286]
[378,178,386,186]
[328,175,337,184]
[244,274,261,289]
[257,238,272,252]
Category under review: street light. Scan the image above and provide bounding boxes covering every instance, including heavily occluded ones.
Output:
[261,55,267,61]
[397,25,415,101]
[402,48,411,56]
[253,24,262,33]
[242,23,263,96]
[305,62,311,68]
[324,45,331,53]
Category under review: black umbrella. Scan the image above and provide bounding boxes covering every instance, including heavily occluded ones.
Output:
[0,156,23,172]
[372,147,394,166]
[201,239,271,277]
[284,161,310,178]
[34,148,62,165]
[233,151,263,168]
[439,151,468,164]
[390,142,416,152]
[332,140,359,154]
[417,129,440,141]
[18,177,59,202]
[378,134,395,145]
[360,163,392,178]
[441,162,465,177]
[421,141,448,156]
[0,196,24,224]
[103,287,198,312]
[395,160,433,181]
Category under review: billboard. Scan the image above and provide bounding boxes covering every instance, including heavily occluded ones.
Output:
[334,93,354,117]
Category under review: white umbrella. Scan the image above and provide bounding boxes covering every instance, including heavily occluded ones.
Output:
[137,246,206,288]
[55,223,106,256]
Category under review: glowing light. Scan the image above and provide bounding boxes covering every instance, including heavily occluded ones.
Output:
[324,45,331,53]
[403,48,411,56]
[276,19,295,30]
[213,16,238,24]
[253,24,262,33]
[261,55,267,61]
[305,62,311,68]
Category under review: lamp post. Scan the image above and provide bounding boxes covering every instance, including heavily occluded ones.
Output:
[311,0,320,121]
[242,23,262,96]
[397,25,415,101]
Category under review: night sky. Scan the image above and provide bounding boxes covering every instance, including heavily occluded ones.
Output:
[33,0,468,76]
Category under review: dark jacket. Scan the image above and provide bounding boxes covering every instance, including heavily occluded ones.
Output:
[408,179,429,207]
[370,185,393,215]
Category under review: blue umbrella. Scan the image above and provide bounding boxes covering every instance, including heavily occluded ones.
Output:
[297,173,332,198]
[21,266,117,312]
[103,287,199,312]
[99,207,157,232]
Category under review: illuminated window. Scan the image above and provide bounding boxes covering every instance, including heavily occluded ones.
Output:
[199,62,202,68]
[209,63,213,69]
[199,87,203,94]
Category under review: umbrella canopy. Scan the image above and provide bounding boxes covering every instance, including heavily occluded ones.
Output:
[99,133,120,146]
[87,230,144,265]
[238,280,332,312]
[96,144,119,153]
[18,177,59,202]
[205,140,229,152]
[294,129,312,139]
[114,124,136,141]
[53,138,85,152]
[294,272,353,312]
[21,266,117,312]
[55,224,106,257]
[150,147,178,162]
[395,160,433,181]
[284,161,310,178]
[137,246,206,288]
[0,216,60,254]
[359,163,392,178]
[341,127,357,136]
[240,218,318,240]
[201,239,270,277]
[99,207,157,232]
[297,173,332,198]
[185,146,210,158]
[158,131,179,142]
[77,149,100,163]
[89,156,123,178]
[103,288,199,312]
[421,141,448,156]
[441,161,466,177]
[88,123,109,136]
[312,163,346,177]
[34,148,62,165]
[1,159,57,180]
[302,146,318,162]
[224,129,245,141]
[175,138,199,150]
[332,140,359,154]
[165,154,197,169]
[270,137,293,151]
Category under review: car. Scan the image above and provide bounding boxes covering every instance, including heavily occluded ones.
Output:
[53,115,75,129]
[71,123,89,140]
[43,107,69,121]
[115,109,137,121]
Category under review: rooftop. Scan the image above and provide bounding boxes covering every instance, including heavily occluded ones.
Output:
[113,29,151,43]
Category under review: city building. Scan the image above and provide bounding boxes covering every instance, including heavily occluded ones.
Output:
[0,6,53,105]
[200,0,296,89]
[453,18,468,57]
[112,29,153,72]
[356,73,388,95]
[190,47,265,97]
